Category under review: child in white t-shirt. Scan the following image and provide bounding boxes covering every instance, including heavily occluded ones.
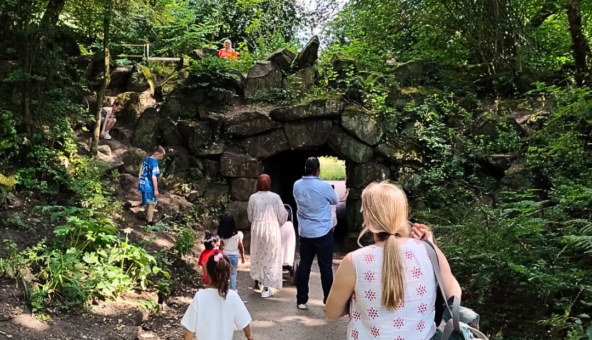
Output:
[182,251,253,340]
[217,214,245,291]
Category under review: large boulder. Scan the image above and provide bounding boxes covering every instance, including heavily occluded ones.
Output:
[178,121,212,155]
[119,173,140,198]
[230,178,257,201]
[498,162,535,194]
[192,143,228,157]
[227,201,250,231]
[375,143,423,166]
[347,162,391,189]
[226,69,246,95]
[122,148,147,175]
[242,129,290,159]
[482,154,517,172]
[292,35,320,70]
[204,160,221,178]
[202,181,230,206]
[224,110,281,137]
[116,92,142,126]
[127,65,155,95]
[391,60,439,85]
[159,118,184,146]
[288,66,317,96]
[159,94,198,120]
[220,151,261,178]
[328,126,374,164]
[188,48,218,61]
[284,120,333,150]
[84,51,116,87]
[270,99,344,121]
[265,48,296,72]
[345,199,363,232]
[341,106,384,145]
[178,120,210,146]
[331,53,357,74]
[108,66,133,89]
[131,107,159,150]
[244,61,282,100]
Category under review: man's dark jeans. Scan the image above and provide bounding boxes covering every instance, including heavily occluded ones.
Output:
[296,231,334,305]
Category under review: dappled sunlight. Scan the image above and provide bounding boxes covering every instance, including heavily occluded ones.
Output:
[12,314,50,332]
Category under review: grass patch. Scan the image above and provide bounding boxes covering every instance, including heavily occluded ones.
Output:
[319,156,346,181]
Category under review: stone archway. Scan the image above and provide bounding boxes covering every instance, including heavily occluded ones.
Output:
[126,38,420,248]
[217,100,392,247]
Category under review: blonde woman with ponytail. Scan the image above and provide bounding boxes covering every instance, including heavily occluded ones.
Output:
[326,181,461,340]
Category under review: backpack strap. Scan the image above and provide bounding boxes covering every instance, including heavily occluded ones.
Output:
[422,240,452,313]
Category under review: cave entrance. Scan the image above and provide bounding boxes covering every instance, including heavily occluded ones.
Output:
[262,144,348,243]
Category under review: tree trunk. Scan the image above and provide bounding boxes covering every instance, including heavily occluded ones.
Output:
[18,0,66,135]
[567,0,592,86]
[91,1,112,156]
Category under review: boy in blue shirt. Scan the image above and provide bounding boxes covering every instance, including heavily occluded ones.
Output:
[138,145,165,226]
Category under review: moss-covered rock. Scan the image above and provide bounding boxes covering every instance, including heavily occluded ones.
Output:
[341,105,384,145]
[376,143,423,166]
[122,148,148,175]
[242,129,290,158]
[230,178,257,201]
[347,162,391,189]
[284,120,333,150]
[224,109,281,137]
[131,108,159,150]
[244,61,283,101]
[116,92,142,126]
[270,99,344,121]
[220,151,261,178]
[292,35,320,70]
[265,48,296,72]
[328,126,374,164]
[0,173,16,191]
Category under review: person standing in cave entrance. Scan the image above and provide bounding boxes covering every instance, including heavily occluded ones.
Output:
[219,39,238,60]
[293,157,340,310]
[248,174,288,298]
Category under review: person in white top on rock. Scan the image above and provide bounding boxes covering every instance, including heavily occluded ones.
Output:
[217,214,245,291]
[181,251,253,340]
[326,181,462,340]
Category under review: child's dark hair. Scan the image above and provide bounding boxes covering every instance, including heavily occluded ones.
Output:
[217,214,238,240]
[203,232,219,250]
[206,251,231,298]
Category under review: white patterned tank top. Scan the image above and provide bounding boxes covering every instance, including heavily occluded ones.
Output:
[348,239,437,340]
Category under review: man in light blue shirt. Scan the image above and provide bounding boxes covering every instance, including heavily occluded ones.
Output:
[293,157,339,310]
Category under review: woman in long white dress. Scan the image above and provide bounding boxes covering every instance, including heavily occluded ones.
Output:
[248,174,288,298]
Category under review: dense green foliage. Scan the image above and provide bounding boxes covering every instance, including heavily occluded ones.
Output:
[1,0,592,339]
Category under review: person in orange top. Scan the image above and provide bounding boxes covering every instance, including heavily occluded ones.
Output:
[219,39,238,60]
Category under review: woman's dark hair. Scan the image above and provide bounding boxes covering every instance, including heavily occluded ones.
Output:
[304,157,320,176]
[217,214,238,240]
[206,251,231,299]
[203,232,219,250]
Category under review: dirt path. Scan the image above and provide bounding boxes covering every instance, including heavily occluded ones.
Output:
[231,258,348,340]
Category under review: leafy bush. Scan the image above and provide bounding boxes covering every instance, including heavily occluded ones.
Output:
[0,110,22,164]
[20,207,167,311]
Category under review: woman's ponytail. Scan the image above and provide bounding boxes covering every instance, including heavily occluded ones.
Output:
[360,181,410,311]
[382,234,405,310]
